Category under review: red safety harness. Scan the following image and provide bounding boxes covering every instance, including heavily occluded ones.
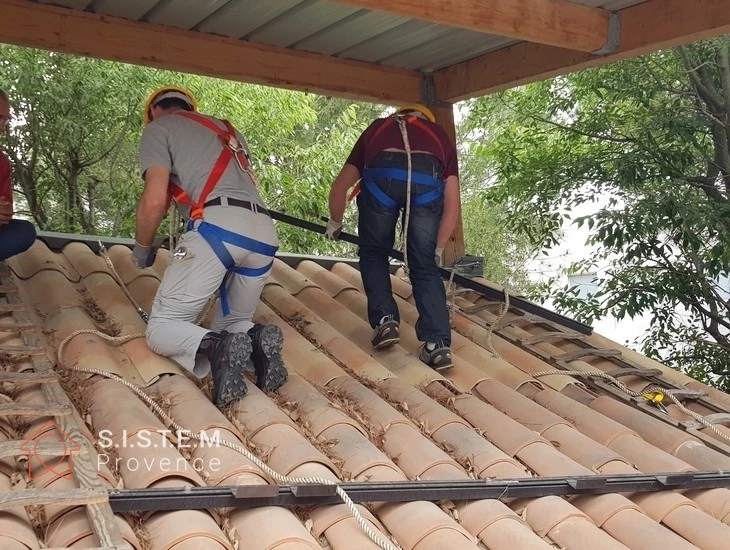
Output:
[167,111,252,219]
[348,114,445,201]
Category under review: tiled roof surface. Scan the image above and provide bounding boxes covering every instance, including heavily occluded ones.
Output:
[2,238,730,549]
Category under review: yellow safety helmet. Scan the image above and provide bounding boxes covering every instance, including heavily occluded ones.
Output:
[396,103,436,124]
[143,85,197,124]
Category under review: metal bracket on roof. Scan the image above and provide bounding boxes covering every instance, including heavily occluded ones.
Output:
[420,74,439,107]
[593,12,621,55]
[566,476,607,490]
[291,484,338,498]
[656,473,695,487]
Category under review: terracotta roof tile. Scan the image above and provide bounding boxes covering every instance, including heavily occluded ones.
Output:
[3,239,730,550]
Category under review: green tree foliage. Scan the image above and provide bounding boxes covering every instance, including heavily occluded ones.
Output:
[466,37,730,388]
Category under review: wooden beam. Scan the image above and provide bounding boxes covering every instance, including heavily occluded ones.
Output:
[0,0,421,104]
[0,487,108,510]
[431,104,465,266]
[435,0,730,102]
[337,0,611,53]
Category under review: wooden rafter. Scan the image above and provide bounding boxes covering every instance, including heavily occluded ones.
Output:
[435,0,730,102]
[0,0,421,104]
[336,0,612,53]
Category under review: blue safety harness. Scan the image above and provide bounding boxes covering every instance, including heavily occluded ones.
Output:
[361,167,444,209]
[357,114,446,209]
[187,219,277,316]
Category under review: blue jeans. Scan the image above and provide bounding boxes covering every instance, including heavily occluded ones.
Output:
[0,219,36,261]
[357,160,450,345]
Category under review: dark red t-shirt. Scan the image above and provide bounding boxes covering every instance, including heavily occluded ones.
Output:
[0,150,12,210]
[345,117,459,179]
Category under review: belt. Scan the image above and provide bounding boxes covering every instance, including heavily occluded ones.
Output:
[204,197,271,217]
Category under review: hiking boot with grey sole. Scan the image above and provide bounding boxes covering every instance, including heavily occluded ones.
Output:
[418,342,453,371]
[209,331,251,408]
[249,324,288,391]
[371,316,400,349]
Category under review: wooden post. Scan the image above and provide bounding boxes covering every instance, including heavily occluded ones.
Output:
[431,103,465,266]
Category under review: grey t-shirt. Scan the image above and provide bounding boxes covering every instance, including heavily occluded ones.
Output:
[139,113,265,217]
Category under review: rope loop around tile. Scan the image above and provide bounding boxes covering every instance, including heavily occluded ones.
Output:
[531,369,730,445]
[56,329,401,550]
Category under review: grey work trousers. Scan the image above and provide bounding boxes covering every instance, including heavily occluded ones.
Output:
[146,205,278,377]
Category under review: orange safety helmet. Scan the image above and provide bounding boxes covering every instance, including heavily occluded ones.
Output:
[396,103,436,123]
[143,85,197,124]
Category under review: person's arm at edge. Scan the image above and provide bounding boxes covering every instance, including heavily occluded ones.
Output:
[328,163,360,224]
[437,175,460,249]
[135,165,170,246]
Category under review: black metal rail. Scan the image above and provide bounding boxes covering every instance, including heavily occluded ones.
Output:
[109,471,730,512]
[268,209,593,335]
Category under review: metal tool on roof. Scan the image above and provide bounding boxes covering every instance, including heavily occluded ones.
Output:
[108,471,730,513]
[267,209,594,335]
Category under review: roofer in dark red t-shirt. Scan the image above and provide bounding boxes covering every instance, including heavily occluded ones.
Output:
[325,104,460,370]
[0,89,36,262]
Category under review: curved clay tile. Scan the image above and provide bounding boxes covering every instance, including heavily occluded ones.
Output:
[457,499,553,549]
[226,507,323,549]
[451,390,703,548]
[230,385,392,550]
[82,272,147,329]
[150,375,269,486]
[590,396,730,470]
[45,507,140,549]
[6,240,79,282]
[288,263,486,392]
[264,264,622,547]
[297,260,357,299]
[0,472,40,550]
[88,379,205,489]
[61,242,112,279]
[518,496,628,549]
[106,245,161,286]
[269,315,548,549]
[572,494,697,550]
[144,509,232,550]
[271,259,322,296]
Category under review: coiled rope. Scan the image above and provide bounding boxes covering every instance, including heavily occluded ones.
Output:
[531,369,730,445]
[57,247,400,550]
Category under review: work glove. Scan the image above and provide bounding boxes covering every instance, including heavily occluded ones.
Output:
[324,219,343,240]
[132,242,156,269]
[435,247,444,267]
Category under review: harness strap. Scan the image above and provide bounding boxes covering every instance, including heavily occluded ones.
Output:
[364,167,441,188]
[193,221,277,315]
[361,166,444,209]
[349,114,445,203]
[167,112,251,220]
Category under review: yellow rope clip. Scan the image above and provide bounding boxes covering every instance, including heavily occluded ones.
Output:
[642,391,667,412]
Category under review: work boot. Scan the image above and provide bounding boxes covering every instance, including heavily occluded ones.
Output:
[248,324,288,391]
[371,315,400,349]
[209,330,252,407]
[419,341,453,371]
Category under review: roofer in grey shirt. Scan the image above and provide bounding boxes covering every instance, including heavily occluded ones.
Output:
[134,86,287,408]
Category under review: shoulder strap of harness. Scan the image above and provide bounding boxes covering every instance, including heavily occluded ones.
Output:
[348,114,446,202]
[167,112,251,220]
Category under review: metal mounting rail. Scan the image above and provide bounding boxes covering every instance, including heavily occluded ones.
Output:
[108,471,730,513]
[267,210,593,335]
